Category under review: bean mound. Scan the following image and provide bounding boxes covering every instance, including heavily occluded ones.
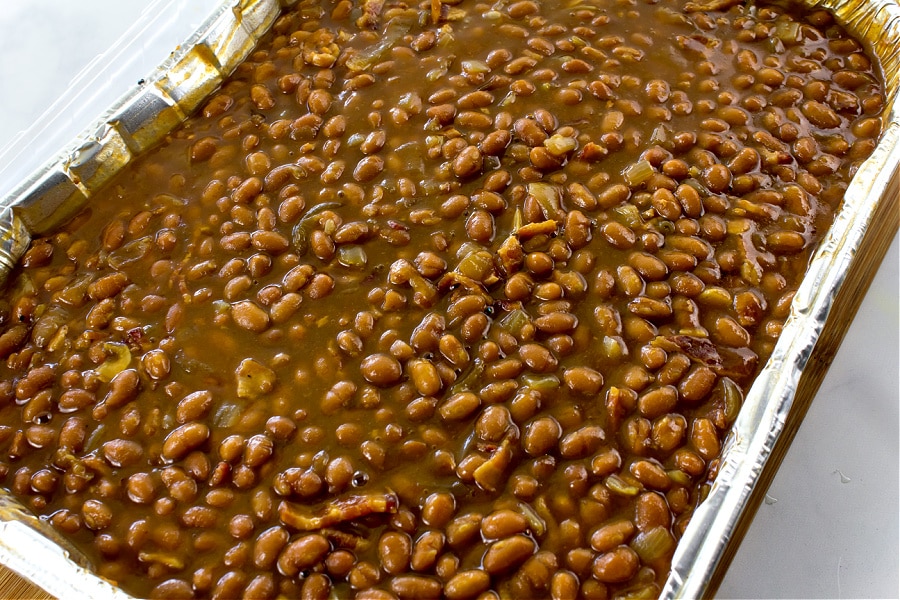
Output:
[0,0,884,598]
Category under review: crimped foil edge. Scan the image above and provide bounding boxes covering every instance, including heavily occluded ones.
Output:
[0,0,290,282]
[0,1,896,598]
[660,0,900,596]
[0,1,289,598]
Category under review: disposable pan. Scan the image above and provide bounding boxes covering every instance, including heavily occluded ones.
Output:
[0,0,897,598]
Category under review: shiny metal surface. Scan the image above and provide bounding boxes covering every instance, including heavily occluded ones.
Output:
[0,1,896,598]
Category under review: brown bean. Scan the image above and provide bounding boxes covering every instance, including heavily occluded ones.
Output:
[360,353,402,386]
[251,230,290,255]
[162,422,210,462]
[638,386,678,419]
[651,414,687,454]
[691,417,720,461]
[559,425,605,459]
[378,531,412,574]
[418,492,455,529]
[232,300,271,332]
[141,349,171,380]
[446,513,483,549]
[563,366,603,396]
[253,526,289,570]
[482,535,536,574]
[550,571,579,600]
[481,130,511,156]
[15,365,56,400]
[445,570,491,600]
[457,90,494,109]
[81,499,113,531]
[631,459,672,491]
[802,100,841,128]
[634,491,670,532]
[58,388,96,412]
[175,390,213,424]
[243,434,274,468]
[519,343,557,373]
[679,366,717,402]
[597,183,630,209]
[590,520,635,553]
[410,530,445,572]
[592,546,639,583]
[408,359,442,396]
[88,272,129,301]
[277,534,330,577]
[58,417,88,451]
[452,146,483,178]
[353,156,384,182]
[601,221,636,249]
[389,575,442,600]
[102,439,144,468]
[181,506,218,529]
[482,509,529,539]
[523,416,561,456]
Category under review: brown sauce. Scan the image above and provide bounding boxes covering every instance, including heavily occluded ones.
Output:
[0,0,885,597]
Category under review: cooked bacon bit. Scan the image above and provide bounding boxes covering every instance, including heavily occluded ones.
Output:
[653,335,758,381]
[320,528,372,551]
[278,491,399,531]
[516,219,558,239]
[653,335,722,366]
[356,0,385,29]
[496,235,524,276]
[472,438,513,493]
[439,272,477,292]
[431,0,442,24]
[685,0,742,12]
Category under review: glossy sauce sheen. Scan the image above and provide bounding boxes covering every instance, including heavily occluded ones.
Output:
[0,0,885,598]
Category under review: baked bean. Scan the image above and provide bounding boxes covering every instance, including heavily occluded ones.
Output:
[58,388,96,412]
[445,569,491,600]
[519,343,557,373]
[690,418,720,461]
[409,530,445,572]
[638,386,678,419]
[162,423,210,463]
[482,535,537,574]
[379,531,412,574]
[103,369,141,408]
[359,353,402,386]
[559,426,605,459]
[592,546,639,583]
[630,459,671,491]
[252,526,289,570]
[481,130,511,157]
[0,3,884,598]
[389,575,442,600]
[82,499,113,531]
[58,416,88,451]
[173,390,212,424]
[590,520,635,553]
[408,358,442,396]
[102,439,144,468]
[482,509,529,540]
[16,365,56,400]
[276,534,330,577]
[232,300,271,332]
[563,366,603,396]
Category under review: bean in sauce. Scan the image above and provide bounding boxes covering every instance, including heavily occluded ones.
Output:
[0,0,885,598]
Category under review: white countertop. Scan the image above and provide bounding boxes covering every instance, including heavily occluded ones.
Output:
[0,1,897,598]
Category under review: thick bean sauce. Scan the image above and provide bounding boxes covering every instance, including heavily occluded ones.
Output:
[0,0,885,598]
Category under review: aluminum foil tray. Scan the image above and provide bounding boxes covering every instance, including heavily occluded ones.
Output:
[0,0,898,598]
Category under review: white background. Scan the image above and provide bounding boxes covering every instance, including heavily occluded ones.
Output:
[0,1,897,598]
